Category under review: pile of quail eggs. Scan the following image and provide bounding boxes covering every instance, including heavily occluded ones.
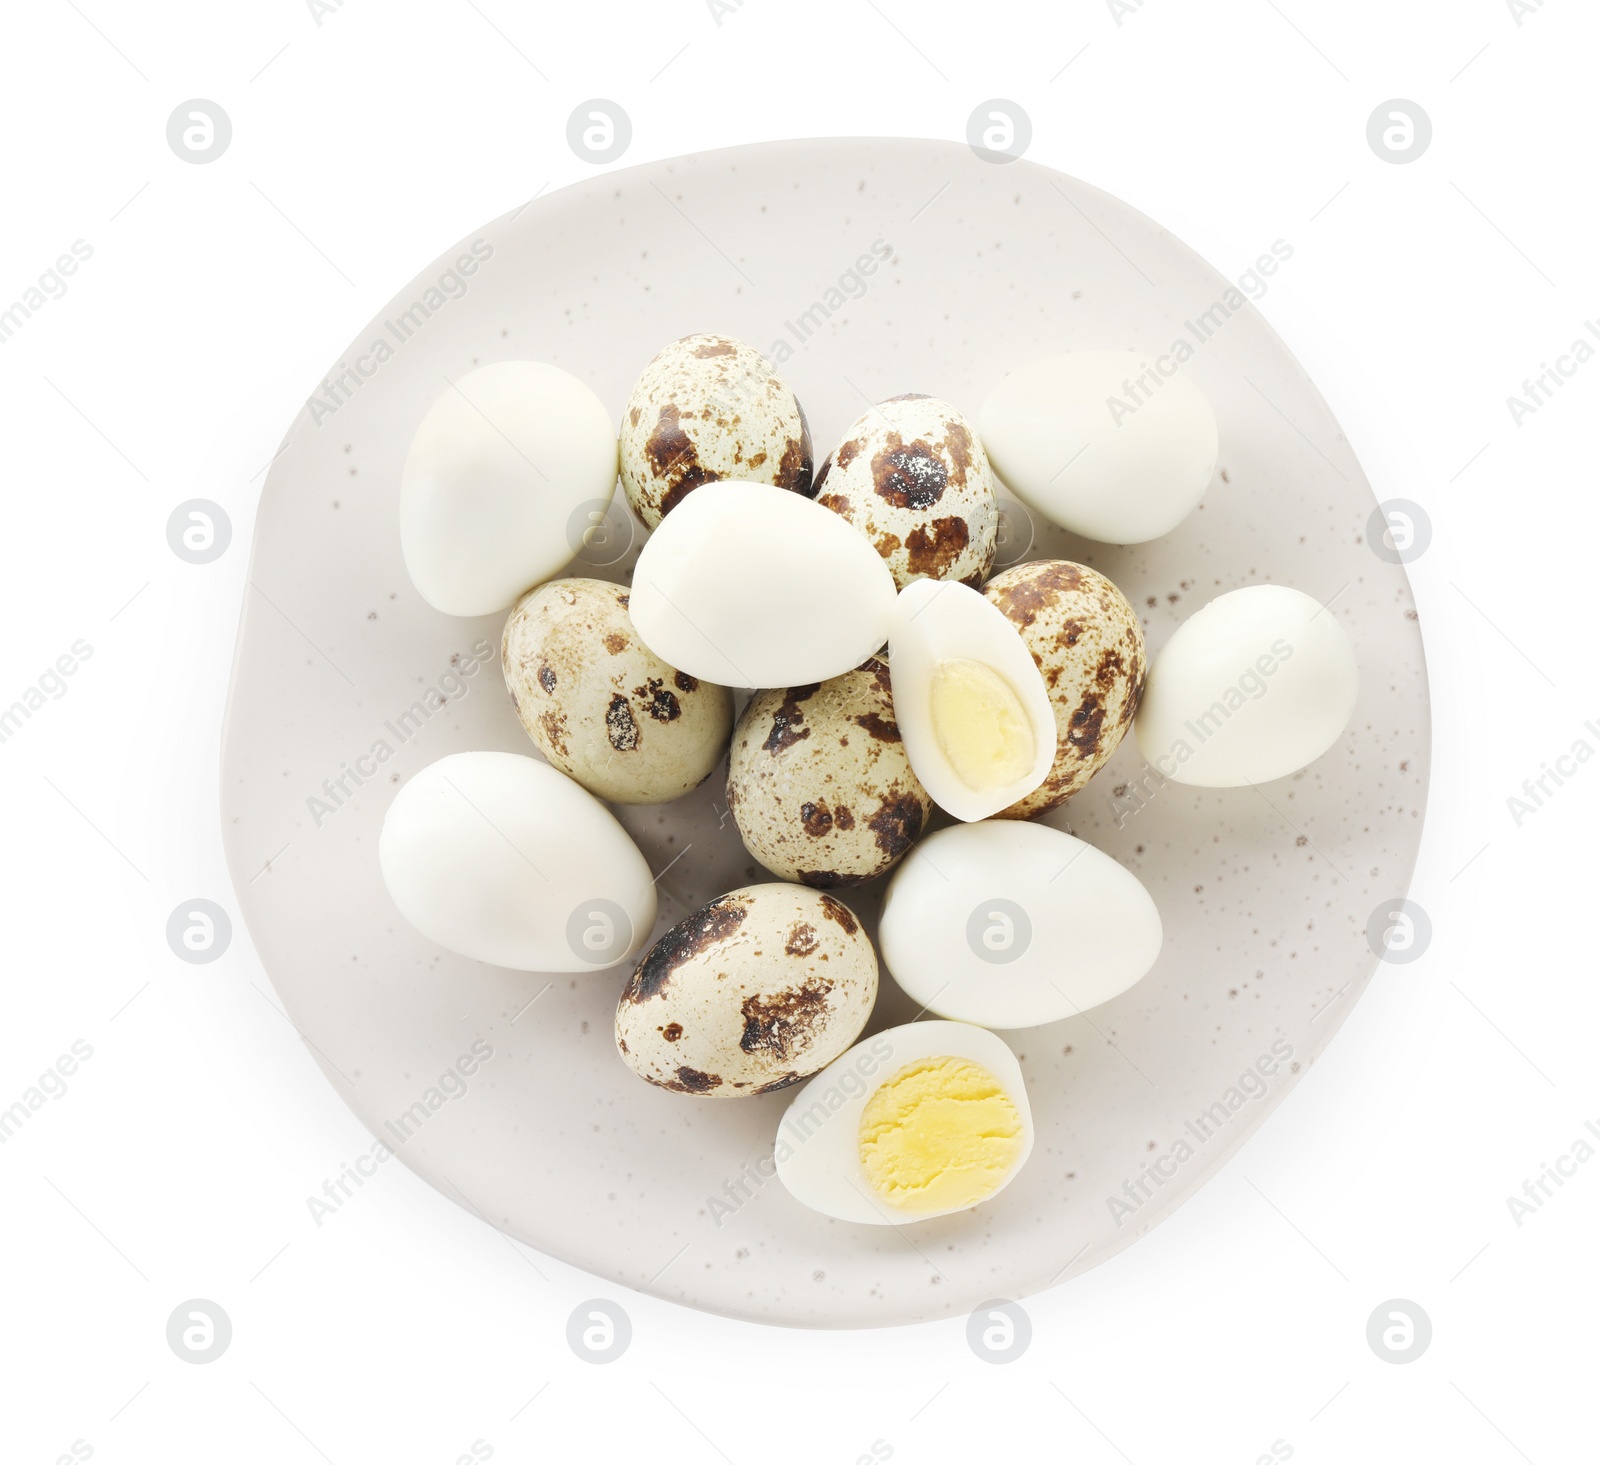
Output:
[381,334,1359,1226]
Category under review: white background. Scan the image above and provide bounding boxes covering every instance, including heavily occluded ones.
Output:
[1,0,1594,1460]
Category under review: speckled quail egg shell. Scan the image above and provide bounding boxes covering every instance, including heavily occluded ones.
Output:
[378,752,656,972]
[982,560,1147,819]
[887,579,1055,823]
[726,658,932,888]
[773,1020,1033,1225]
[880,821,1163,1029]
[614,884,878,1097]
[502,577,732,806]
[627,481,898,689]
[619,333,814,530]
[1135,583,1358,787]
[814,394,999,590]
[400,361,619,617]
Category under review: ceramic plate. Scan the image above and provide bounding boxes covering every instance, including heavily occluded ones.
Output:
[221,137,1430,1328]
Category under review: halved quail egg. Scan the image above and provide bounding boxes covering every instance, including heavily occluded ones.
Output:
[887,579,1054,822]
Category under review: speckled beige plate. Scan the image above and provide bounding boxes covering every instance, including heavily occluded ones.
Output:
[221,138,1430,1329]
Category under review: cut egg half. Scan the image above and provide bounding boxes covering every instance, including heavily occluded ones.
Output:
[774,1020,1033,1225]
[378,751,656,972]
[399,361,618,617]
[1135,583,1359,787]
[887,579,1054,821]
[880,821,1163,1029]
[628,481,898,690]
[979,349,1218,545]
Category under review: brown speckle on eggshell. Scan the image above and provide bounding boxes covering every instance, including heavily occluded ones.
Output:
[982,559,1146,818]
[618,334,814,530]
[814,395,998,590]
[614,884,877,1096]
[503,577,732,804]
[727,658,933,887]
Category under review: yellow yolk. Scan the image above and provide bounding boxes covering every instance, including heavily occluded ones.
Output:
[928,659,1035,791]
[858,1056,1025,1214]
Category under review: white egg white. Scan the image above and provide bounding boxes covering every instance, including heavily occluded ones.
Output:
[774,1020,1033,1225]
[627,481,898,689]
[1135,584,1359,787]
[378,751,656,972]
[979,350,1218,544]
[400,361,618,617]
[880,821,1164,1029]
[887,579,1055,822]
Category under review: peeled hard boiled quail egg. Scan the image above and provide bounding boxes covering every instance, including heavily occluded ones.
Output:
[982,560,1146,818]
[774,1020,1033,1224]
[880,821,1163,1029]
[502,577,732,805]
[727,658,932,888]
[378,752,656,971]
[628,481,898,689]
[400,361,618,616]
[814,394,998,590]
[886,579,1054,822]
[1135,583,1358,787]
[614,884,877,1097]
[979,350,1219,544]
[619,333,813,530]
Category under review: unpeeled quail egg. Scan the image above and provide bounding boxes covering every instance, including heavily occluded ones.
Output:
[726,658,932,888]
[814,394,998,589]
[880,821,1163,1029]
[886,579,1055,822]
[400,361,618,616]
[627,481,898,689]
[619,334,813,529]
[378,752,656,972]
[982,559,1146,818]
[774,1020,1033,1224]
[1135,583,1358,786]
[501,578,732,805]
[979,350,1218,544]
[614,884,878,1096]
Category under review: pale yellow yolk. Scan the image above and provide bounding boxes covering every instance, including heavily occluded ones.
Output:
[928,659,1035,792]
[858,1056,1025,1214]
